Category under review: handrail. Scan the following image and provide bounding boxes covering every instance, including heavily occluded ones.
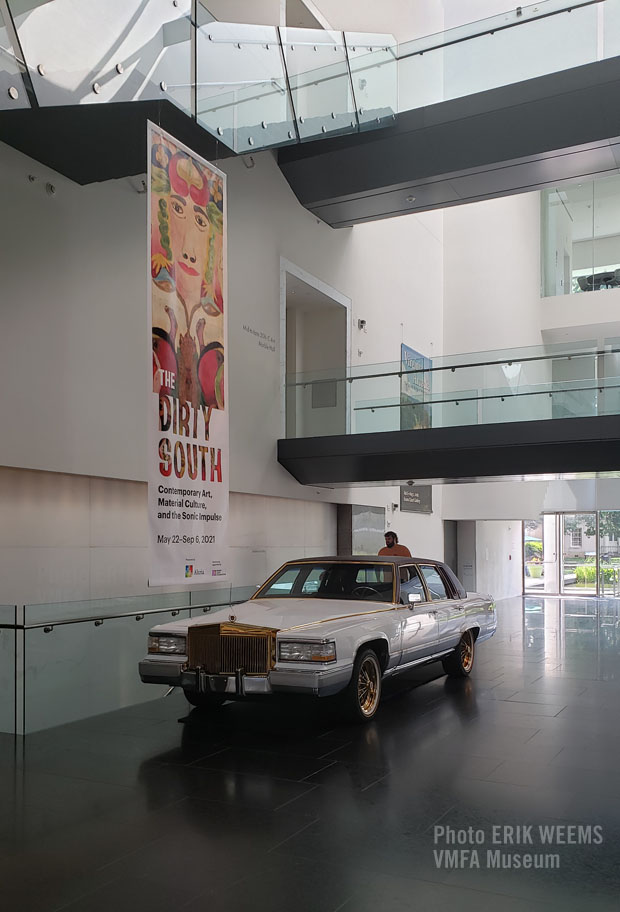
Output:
[353,379,620,413]
[397,0,604,61]
[286,343,620,388]
[0,598,252,630]
[3,597,249,631]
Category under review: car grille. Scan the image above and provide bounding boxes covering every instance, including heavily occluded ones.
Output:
[187,622,278,676]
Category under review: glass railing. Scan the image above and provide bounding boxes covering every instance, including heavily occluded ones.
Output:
[0,4,29,108]
[285,339,620,438]
[195,22,297,152]
[3,0,618,153]
[1,585,257,735]
[6,0,194,114]
[398,0,606,112]
[0,605,17,735]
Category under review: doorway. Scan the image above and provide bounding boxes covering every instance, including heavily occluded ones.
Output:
[561,513,597,594]
[523,511,620,596]
[281,259,351,438]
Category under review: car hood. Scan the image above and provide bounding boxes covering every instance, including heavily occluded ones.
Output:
[151,597,396,636]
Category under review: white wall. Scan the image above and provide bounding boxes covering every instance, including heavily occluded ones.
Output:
[542,288,620,341]
[0,143,147,481]
[443,192,542,355]
[457,520,476,592]
[291,302,347,438]
[573,236,620,271]
[201,1,283,26]
[442,478,620,521]
[443,1,518,29]
[202,0,444,42]
[475,520,522,599]
[312,0,443,42]
[0,465,336,605]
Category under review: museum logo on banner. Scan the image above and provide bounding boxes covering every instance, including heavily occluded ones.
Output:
[147,123,228,586]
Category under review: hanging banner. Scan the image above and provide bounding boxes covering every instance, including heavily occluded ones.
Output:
[147,123,228,586]
[400,343,432,430]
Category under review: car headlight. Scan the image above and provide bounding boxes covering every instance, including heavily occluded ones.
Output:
[148,635,187,655]
[278,640,336,663]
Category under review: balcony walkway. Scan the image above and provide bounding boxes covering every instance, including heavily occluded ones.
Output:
[279,341,620,485]
[278,413,620,485]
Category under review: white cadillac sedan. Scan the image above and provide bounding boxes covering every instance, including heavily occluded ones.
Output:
[139,556,496,722]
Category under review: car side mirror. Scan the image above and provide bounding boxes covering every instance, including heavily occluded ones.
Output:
[408,593,422,607]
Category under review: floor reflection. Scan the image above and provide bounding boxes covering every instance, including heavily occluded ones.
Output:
[523,595,620,681]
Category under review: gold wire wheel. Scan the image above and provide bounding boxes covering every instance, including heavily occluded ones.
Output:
[357,654,380,716]
[461,632,474,672]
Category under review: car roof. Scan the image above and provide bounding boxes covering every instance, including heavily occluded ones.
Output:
[284,556,443,565]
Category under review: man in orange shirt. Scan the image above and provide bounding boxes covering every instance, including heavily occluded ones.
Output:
[379,531,412,557]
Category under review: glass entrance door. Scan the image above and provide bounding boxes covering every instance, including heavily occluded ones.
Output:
[598,511,620,596]
[523,516,559,593]
[524,519,544,592]
[561,513,597,594]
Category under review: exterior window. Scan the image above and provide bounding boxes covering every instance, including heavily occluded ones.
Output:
[571,529,583,548]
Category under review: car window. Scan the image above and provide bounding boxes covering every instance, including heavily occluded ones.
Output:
[255,562,394,601]
[301,567,324,594]
[355,567,382,584]
[419,565,449,600]
[260,567,299,596]
[400,565,427,603]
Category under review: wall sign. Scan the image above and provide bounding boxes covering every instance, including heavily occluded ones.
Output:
[148,123,228,585]
[400,485,433,514]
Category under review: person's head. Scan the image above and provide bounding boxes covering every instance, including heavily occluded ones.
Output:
[167,152,210,305]
[151,142,224,316]
[384,531,398,547]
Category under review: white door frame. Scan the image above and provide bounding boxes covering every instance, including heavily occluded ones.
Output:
[279,257,352,438]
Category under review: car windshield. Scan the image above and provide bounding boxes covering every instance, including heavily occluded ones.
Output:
[255,562,395,602]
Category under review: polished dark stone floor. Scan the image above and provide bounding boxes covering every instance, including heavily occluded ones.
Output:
[2,596,620,911]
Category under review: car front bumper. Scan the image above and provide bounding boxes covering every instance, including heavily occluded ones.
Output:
[139,658,352,698]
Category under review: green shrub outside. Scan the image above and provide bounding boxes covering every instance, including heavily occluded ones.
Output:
[525,541,543,560]
[575,566,616,584]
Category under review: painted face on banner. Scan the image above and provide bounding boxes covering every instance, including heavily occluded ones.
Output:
[167,153,210,306]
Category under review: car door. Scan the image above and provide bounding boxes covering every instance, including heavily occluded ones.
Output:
[418,564,461,650]
[398,564,440,664]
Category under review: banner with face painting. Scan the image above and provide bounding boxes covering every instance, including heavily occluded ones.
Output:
[147,123,228,586]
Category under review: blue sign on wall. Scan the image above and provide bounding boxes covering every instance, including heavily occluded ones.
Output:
[400,344,432,430]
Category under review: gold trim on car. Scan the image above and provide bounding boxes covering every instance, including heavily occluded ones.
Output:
[187,622,278,676]
[282,605,397,632]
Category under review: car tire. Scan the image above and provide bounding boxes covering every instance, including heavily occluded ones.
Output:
[183,689,227,709]
[341,648,382,722]
[442,630,475,678]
